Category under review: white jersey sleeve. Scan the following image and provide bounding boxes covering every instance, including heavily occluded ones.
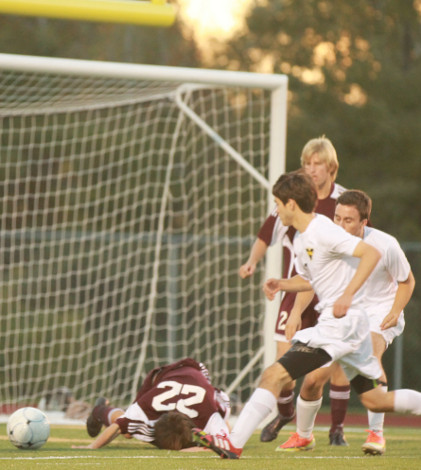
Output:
[361,227,411,316]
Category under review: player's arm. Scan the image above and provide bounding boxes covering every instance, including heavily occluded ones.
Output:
[333,240,381,318]
[239,238,268,278]
[72,423,122,449]
[263,274,312,301]
[381,270,415,330]
[285,289,315,341]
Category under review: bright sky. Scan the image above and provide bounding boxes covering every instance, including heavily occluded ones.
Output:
[177,0,253,41]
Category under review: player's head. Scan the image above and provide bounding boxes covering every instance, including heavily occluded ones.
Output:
[272,170,317,221]
[300,136,339,183]
[154,411,194,450]
[334,190,372,237]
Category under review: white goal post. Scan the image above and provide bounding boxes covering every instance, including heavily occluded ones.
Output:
[0,53,287,410]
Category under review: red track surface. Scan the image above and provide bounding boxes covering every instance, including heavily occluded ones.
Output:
[316,410,421,427]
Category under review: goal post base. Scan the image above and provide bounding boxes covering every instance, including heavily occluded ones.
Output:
[0,0,176,27]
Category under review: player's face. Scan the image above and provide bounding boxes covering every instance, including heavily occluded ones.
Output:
[275,196,293,225]
[334,204,366,238]
[302,152,331,190]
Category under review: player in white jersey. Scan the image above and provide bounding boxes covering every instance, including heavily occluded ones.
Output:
[193,171,421,459]
[239,136,350,445]
[278,190,415,454]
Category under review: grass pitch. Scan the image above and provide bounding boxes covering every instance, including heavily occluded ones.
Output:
[0,423,420,470]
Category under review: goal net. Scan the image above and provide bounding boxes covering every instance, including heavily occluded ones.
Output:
[0,54,287,410]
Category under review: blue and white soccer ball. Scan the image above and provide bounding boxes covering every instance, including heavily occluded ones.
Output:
[7,407,50,449]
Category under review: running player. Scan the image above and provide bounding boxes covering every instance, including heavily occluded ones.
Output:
[277,190,415,455]
[194,170,421,459]
[239,136,349,445]
[74,358,230,451]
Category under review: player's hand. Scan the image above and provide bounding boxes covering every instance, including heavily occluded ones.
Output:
[71,445,91,449]
[333,292,353,318]
[238,262,256,278]
[263,278,282,300]
[380,312,399,330]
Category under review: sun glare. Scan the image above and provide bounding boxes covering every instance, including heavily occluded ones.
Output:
[178,0,252,41]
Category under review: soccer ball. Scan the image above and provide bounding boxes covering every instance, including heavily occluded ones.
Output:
[7,407,50,449]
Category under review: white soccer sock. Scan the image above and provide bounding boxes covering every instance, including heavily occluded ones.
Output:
[230,388,277,448]
[367,385,387,435]
[296,395,323,439]
[394,389,421,415]
[203,411,230,436]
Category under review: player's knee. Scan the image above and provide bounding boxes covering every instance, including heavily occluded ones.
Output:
[260,362,290,391]
[301,376,324,400]
[359,391,385,413]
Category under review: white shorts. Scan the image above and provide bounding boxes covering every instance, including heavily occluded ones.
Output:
[368,310,405,347]
[292,307,382,382]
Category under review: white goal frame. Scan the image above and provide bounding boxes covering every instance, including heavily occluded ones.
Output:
[0,53,287,404]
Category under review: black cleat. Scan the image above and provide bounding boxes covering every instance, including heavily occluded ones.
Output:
[86,397,109,437]
[329,428,349,446]
[260,412,295,442]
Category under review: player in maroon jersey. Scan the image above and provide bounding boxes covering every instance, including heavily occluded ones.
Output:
[239,136,350,445]
[73,358,231,450]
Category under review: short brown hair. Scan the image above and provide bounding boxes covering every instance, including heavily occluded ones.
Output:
[336,189,372,221]
[154,412,194,450]
[272,170,317,213]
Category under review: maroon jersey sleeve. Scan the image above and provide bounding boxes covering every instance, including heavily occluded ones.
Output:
[257,213,277,246]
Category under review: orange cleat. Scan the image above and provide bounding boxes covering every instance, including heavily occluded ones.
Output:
[362,430,386,455]
[276,432,316,452]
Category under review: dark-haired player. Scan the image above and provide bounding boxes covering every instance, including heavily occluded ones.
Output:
[239,136,349,445]
[194,171,421,459]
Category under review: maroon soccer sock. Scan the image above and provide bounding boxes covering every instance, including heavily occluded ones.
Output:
[329,384,350,433]
[277,390,295,418]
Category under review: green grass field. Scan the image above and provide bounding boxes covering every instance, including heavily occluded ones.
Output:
[1,423,420,470]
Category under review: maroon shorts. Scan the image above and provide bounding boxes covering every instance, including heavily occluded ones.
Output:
[274,292,319,341]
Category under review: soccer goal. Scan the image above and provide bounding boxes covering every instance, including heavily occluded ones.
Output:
[0,53,287,409]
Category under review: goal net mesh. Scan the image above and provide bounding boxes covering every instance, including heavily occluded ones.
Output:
[0,63,277,409]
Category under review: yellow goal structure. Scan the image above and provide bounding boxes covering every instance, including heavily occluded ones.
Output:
[0,0,176,27]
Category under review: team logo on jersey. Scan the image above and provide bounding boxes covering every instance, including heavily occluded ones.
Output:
[306,248,314,260]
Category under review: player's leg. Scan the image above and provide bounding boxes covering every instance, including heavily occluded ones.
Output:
[328,363,350,446]
[261,298,319,442]
[194,342,332,458]
[194,361,290,459]
[260,340,296,442]
[362,332,388,455]
[277,362,334,451]
[355,378,421,433]
[86,397,124,437]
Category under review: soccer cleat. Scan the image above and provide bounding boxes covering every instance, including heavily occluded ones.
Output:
[329,428,349,446]
[362,430,386,455]
[260,412,295,442]
[192,428,242,459]
[276,432,316,452]
[86,397,109,437]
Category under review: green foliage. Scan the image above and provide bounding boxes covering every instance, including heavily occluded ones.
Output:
[0,15,200,67]
[224,0,421,240]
